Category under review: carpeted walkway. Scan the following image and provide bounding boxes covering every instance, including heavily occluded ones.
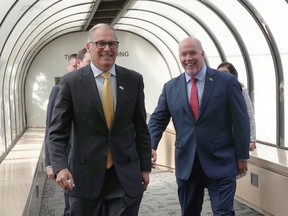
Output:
[39,168,263,216]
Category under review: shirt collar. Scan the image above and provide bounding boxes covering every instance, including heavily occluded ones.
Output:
[90,63,116,78]
[185,65,207,83]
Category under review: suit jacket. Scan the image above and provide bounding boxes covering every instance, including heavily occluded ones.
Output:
[45,85,72,167]
[148,67,250,180]
[44,85,60,167]
[47,64,151,199]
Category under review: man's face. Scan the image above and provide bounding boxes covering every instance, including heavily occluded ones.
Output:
[67,58,77,72]
[86,27,118,71]
[77,52,91,69]
[179,39,205,76]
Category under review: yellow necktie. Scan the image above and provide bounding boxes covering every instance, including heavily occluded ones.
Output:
[101,72,114,169]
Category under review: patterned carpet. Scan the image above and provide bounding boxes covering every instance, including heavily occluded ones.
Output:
[39,168,263,216]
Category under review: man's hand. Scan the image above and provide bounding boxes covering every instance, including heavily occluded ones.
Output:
[237,160,248,176]
[56,168,75,190]
[141,171,150,191]
[151,149,157,168]
[249,142,256,151]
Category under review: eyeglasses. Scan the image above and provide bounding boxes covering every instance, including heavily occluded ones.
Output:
[89,41,119,49]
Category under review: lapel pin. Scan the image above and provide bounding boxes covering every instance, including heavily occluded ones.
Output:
[119,86,124,90]
[209,78,213,82]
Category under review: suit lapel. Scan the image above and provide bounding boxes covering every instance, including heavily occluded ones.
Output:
[79,65,106,122]
[178,74,194,120]
[198,68,216,120]
[114,65,126,121]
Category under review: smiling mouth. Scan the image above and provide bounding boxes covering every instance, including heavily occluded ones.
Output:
[186,62,195,67]
[101,53,113,58]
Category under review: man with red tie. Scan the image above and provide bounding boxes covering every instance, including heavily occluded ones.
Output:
[148,36,250,216]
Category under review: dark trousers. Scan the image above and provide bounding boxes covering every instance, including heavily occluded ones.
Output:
[69,166,143,216]
[64,191,70,216]
[177,153,236,216]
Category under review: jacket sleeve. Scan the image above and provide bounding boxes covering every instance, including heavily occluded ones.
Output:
[242,88,256,142]
[44,85,60,167]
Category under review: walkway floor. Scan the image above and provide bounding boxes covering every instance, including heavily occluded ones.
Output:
[39,167,263,216]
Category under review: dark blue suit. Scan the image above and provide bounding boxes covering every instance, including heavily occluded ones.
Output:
[148,67,250,215]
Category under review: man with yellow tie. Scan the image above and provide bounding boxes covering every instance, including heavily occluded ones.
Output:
[47,23,151,216]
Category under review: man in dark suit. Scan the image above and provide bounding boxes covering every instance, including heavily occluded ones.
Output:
[47,23,151,216]
[76,48,91,69]
[44,53,77,216]
[45,53,77,179]
[148,36,250,216]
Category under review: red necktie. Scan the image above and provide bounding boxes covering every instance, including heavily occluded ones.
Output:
[190,77,199,119]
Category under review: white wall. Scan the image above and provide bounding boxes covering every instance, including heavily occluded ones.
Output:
[25,31,170,127]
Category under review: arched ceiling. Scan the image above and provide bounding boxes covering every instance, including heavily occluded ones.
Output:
[0,0,286,86]
[0,0,288,148]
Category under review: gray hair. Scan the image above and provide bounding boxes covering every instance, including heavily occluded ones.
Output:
[87,23,118,42]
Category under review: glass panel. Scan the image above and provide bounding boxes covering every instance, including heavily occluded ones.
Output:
[0,0,94,159]
[10,69,16,142]
[115,24,179,80]
[128,0,278,145]
[204,0,276,144]
[3,67,12,149]
[116,17,181,77]
[124,10,188,42]
[251,0,288,147]
[125,1,222,71]
[0,0,17,24]
[0,0,38,53]
[0,57,6,157]
[0,96,5,156]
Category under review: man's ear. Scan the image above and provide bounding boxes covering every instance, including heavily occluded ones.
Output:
[86,43,90,52]
[76,59,81,68]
